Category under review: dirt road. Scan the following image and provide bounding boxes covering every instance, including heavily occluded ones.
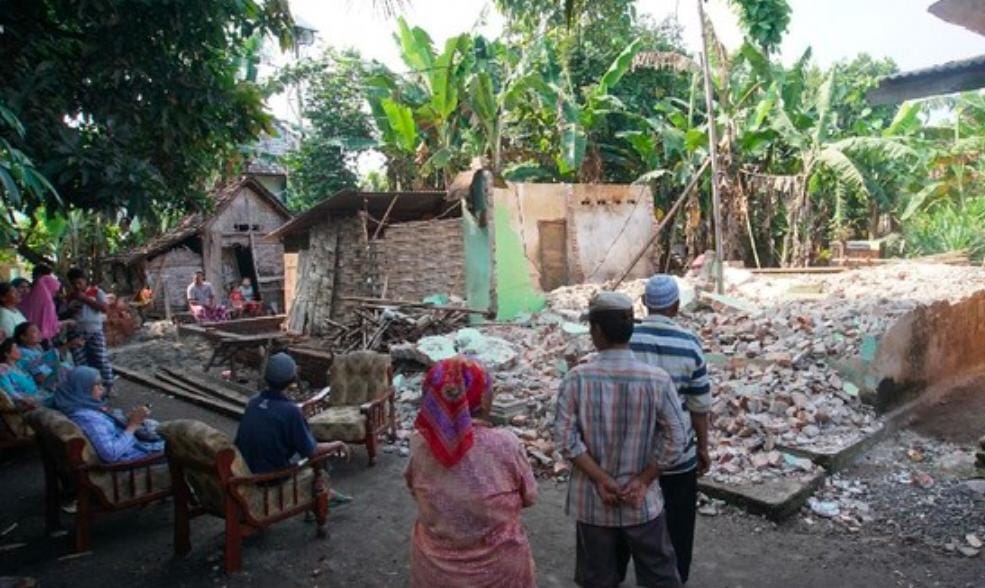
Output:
[0,380,981,587]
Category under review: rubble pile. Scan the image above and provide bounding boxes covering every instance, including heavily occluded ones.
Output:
[391,263,984,484]
[323,301,472,354]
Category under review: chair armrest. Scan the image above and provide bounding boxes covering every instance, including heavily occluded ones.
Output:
[80,452,168,473]
[299,386,331,418]
[227,450,335,487]
[358,387,395,414]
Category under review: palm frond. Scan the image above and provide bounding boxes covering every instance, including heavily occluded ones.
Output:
[830,137,916,159]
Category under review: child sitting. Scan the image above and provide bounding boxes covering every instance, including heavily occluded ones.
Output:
[13,322,61,391]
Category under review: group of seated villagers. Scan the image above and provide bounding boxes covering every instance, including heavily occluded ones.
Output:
[1,265,115,411]
[185,271,264,323]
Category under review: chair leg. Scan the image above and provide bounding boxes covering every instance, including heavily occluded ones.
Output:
[314,487,328,539]
[42,455,60,534]
[223,499,243,574]
[366,429,378,467]
[75,486,92,553]
[173,481,192,556]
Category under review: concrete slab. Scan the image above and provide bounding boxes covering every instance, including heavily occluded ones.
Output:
[777,423,889,472]
[698,472,826,521]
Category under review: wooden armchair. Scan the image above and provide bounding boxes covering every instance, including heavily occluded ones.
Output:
[24,408,171,553]
[158,419,331,574]
[303,351,396,466]
[0,390,35,451]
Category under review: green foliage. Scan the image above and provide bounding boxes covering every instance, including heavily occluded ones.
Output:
[271,49,377,211]
[0,0,293,225]
[903,198,985,261]
[729,0,791,54]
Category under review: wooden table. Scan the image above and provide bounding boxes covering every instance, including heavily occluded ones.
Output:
[202,330,291,379]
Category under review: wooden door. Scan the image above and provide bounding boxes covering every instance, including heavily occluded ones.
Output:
[538,220,569,291]
[283,253,299,319]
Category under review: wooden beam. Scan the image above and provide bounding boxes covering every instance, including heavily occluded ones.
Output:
[115,365,244,419]
[750,267,846,275]
[613,158,710,288]
[338,295,493,315]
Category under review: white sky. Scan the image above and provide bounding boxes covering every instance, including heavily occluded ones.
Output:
[287,0,984,72]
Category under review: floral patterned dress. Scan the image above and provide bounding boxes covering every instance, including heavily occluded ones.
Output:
[405,426,538,588]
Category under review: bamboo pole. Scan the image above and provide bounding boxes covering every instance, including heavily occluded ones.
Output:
[698,0,725,294]
[612,158,711,288]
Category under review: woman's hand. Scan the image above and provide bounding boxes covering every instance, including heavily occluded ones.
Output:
[125,405,151,432]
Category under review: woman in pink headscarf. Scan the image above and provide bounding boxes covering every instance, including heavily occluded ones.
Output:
[20,266,63,342]
[405,356,538,588]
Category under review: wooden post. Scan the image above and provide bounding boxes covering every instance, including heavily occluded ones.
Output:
[698,0,725,294]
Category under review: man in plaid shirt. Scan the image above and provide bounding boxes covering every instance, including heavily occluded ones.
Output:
[555,292,687,588]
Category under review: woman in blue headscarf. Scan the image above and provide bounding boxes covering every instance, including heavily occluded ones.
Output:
[53,367,164,463]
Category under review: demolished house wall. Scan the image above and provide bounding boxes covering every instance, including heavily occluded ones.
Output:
[381,218,465,302]
[146,246,202,312]
[287,215,467,335]
[481,182,655,320]
[207,186,288,310]
[288,219,343,335]
[567,184,656,283]
[866,289,985,410]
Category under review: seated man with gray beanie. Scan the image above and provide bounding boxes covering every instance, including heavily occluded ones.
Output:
[235,353,348,477]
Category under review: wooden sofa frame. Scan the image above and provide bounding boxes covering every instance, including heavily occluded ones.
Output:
[168,445,333,574]
[35,434,170,553]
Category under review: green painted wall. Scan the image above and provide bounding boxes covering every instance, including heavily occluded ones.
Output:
[493,204,545,320]
[463,210,493,322]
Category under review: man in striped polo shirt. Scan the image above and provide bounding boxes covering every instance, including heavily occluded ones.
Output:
[555,292,687,588]
[630,275,712,584]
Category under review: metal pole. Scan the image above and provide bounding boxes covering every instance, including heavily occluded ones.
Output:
[697,0,725,294]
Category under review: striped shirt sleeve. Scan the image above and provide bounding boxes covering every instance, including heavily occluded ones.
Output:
[683,357,712,413]
[653,376,688,469]
[554,374,587,460]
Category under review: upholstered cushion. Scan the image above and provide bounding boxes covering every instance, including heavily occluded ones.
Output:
[327,351,391,407]
[308,406,366,442]
[0,390,33,441]
[26,407,99,465]
[159,419,325,523]
[159,419,252,516]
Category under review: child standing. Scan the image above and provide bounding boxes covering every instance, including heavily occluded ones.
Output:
[66,268,114,396]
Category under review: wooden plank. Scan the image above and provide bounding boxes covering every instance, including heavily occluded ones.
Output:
[156,370,249,408]
[750,267,847,275]
[115,366,244,419]
[339,296,491,315]
[161,367,256,398]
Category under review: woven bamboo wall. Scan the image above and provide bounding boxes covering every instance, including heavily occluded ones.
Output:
[381,218,465,302]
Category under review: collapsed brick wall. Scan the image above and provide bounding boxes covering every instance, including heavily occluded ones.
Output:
[381,218,465,301]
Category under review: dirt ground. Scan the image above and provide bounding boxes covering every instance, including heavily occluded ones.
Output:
[1,379,982,588]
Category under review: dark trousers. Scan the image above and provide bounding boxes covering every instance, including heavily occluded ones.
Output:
[575,513,682,588]
[659,468,698,584]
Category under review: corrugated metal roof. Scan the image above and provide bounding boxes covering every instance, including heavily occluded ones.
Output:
[269,190,459,240]
[930,0,985,37]
[868,54,985,104]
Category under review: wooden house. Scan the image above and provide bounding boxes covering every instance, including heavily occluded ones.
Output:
[106,176,292,314]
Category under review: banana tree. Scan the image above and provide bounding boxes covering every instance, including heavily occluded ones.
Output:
[520,36,643,180]
[767,71,915,265]
[365,18,472,188]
